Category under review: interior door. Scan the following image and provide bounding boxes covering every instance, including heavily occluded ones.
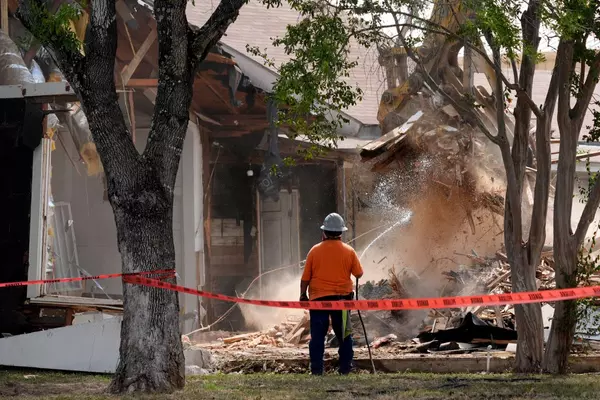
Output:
[259,189,300,291]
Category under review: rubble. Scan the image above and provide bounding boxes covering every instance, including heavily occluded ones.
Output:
[189,248,600,360]
[202,312,312,350]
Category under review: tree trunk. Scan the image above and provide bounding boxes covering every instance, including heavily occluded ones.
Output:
[542,41,578,373]
[108,196,185,392]
[542,243,578,374]
[506,232,544,372]
[18,0,247,393]
[75,92,185,392]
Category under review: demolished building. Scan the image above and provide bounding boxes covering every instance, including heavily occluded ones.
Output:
[0,0,377,373]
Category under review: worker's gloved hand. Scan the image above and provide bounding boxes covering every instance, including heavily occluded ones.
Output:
[300,293,309,302]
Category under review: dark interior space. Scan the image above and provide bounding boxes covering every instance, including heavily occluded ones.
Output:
[209,162,259,330]
[295,164,338,258]
[0,99,37,334]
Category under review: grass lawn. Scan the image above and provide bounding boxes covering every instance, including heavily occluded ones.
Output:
[1,369,599,399]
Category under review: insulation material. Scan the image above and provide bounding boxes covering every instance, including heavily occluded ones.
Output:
[69,11,89,54]
[29,59,60,149]
[48,66,102,176]
[0,31,35,86]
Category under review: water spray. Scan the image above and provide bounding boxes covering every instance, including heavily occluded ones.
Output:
[354,209,413,375]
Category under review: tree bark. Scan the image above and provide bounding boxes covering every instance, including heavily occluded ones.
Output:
[108,169,184,392]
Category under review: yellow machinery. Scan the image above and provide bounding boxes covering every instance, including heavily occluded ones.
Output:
[376,0,499,135]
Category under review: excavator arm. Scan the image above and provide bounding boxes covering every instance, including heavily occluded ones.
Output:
[377,0,498,135]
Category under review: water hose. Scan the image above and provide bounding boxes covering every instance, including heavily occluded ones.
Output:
[356,277,376,374]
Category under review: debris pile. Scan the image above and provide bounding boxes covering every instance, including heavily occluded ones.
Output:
[204,313,312,350]
[195,249,600,357]
[354,250,559,352]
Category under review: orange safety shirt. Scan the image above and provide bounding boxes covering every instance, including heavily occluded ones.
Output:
[301,239,364,300]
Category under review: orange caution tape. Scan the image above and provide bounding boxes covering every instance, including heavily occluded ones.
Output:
[0,270,175,288]
[3,272,599,310]
[125,276,600,310]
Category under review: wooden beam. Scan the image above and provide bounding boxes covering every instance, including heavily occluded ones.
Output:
[121,28,157,84]
[128,91,136,144]
[201,126,213,323]
[198,74,239,114]
[115,0,136,28]
[127,78,158,88]
[551,150,600,164]
[1,0,9,34]
[205,52,236,65]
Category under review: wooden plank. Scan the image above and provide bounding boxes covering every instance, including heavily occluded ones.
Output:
[223,332,260,344]
[121,28,157,84]
[210,255,245,265]
[128,91,136,144]
[211,236,244,246]
[127,78,158,88]
[212,245,244,257]
[288,327,305,345]
[360,111,423,158]
[205,52,236,65]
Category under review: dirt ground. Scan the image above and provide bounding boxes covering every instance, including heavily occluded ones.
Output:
[1,369,600,399]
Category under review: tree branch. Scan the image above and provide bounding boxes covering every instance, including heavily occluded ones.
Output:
[17,0,85,83]
[511,0,541,201]
[554,40,577,244]
[142,0,193,192]
[556,41,574,129]
[529,41,562,253]
[143,0,247,191]
[189,0,246,69]
[575,178,600,246]
[528,115,552,258]
[357,20,544,119]
[572,51,600,132]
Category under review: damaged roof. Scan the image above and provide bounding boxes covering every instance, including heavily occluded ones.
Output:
[185,0,384,128]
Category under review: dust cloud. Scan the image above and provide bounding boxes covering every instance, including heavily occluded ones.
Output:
[240,270,305,331]
[354,154,505,299]
[240,148,507,333]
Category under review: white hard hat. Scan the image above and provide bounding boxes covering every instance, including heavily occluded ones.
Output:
[320,213,348,232]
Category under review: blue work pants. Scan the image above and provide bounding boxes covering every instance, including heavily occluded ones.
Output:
[308,295,353,375]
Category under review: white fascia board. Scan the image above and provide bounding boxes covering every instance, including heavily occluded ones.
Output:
[0,82,78,101]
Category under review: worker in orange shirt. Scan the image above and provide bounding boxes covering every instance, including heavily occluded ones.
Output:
[300,213,364,375]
